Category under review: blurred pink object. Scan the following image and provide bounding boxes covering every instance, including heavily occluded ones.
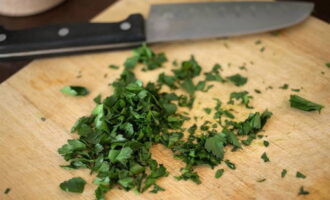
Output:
[0,0,66,17]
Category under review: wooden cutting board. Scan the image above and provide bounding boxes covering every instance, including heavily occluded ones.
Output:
[0,0,329,199]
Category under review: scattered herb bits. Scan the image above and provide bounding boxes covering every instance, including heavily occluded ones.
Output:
[279,84,289,90]
[326,63,330,68]
[281,169,287,178]
[60,86,89,96]
[4,188,10,194]
[58,44,273,199]
[263,140,269,147]
[254,89,261,94]
[226,74,248,86]
[296,171,306,179]
[298,186,309,196]
[256,178,266,182]
[203,108,212,114]
[215,169,224,179]
[261,152,270,162]
[225,160,236,170]
[109,64,120,69]
[291,88,300,92]
[150,184,165,193]
[59,177,86,193]
[290,95,324,112]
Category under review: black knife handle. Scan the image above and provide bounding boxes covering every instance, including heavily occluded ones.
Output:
[0,14,145,60]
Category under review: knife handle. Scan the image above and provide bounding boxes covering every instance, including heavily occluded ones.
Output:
[0,14,145,60]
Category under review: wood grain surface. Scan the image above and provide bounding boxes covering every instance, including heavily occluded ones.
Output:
[0,0,329,200]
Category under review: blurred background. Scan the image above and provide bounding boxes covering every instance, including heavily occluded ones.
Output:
[0,0,328,83]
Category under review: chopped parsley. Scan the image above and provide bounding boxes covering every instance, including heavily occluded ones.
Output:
[296,171,306,179]
[58,44,273,199]
[279,84,289,90]
[93,94,102,104]
[59,177,86,193]
[290,95,324,112]
[60,86,89,96]
[298,186,309,195]
[109,64,120,69]
[204,108,212,114]
[260,47,266,52]
[261,152,270,162]
[326,63,330,68]
[215,169,224,179]
[150,184,165,193]
[281,169,287,178]
[263,140,269,147]
[4,188,10,194]
[226,74,248,86]
[40,117,46,121]
[254,89,261,94]
[256,178,266,182]
[255,40,262,45]
[239,66,247,70]
[291,88,300,92]
[225,160,236,170]
[228,91,253,109]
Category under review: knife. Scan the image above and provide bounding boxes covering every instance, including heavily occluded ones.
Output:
[0,1,313,60]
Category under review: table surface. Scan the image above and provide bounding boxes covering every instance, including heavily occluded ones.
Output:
[0,0,328,83]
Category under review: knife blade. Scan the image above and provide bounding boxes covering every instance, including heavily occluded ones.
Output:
[0,1,313,60]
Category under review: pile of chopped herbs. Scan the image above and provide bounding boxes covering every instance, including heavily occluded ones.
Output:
[58,44,301,200]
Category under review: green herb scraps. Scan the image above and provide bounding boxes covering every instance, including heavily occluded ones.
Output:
[59,177,86,193]
[279,84,289,90]
[281,169,287,178]
[290,95,324,112]
[60,86,89,96]
[261,152,270,162]
[296,171,306,179]
[4,188,10,194]
[226,74,248,86]
[298,186,309,195]
[215,169,224,179]
[58,44,272,199]
[325,63,330,68]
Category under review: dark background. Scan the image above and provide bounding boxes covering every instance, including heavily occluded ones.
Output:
[0,0,328,83]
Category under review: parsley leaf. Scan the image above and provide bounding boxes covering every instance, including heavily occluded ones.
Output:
[279,84,289,90]
[4,188,10,194]
[261,152,270,162]
[60,86,89,96]
[215,169,224,179]
[290,95,324,112]
[298,186,309,195]
[204,64,225,82]
[254,89,261,94]
[281,169,287,178]
[256,178,266,182]
[263,140,269,147]
[109,64,120,69]
[226,74,248,86]
[204,108,212,114]
[225,160,236,170]
[124,44,167,70]
[296,171,306,179]
[59,177,86,193]
[228,91,253,108]
[326,63,330,68]
[205,134,226,159]
[150,184,165,193]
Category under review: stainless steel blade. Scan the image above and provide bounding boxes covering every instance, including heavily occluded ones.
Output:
[146,1,313,43]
